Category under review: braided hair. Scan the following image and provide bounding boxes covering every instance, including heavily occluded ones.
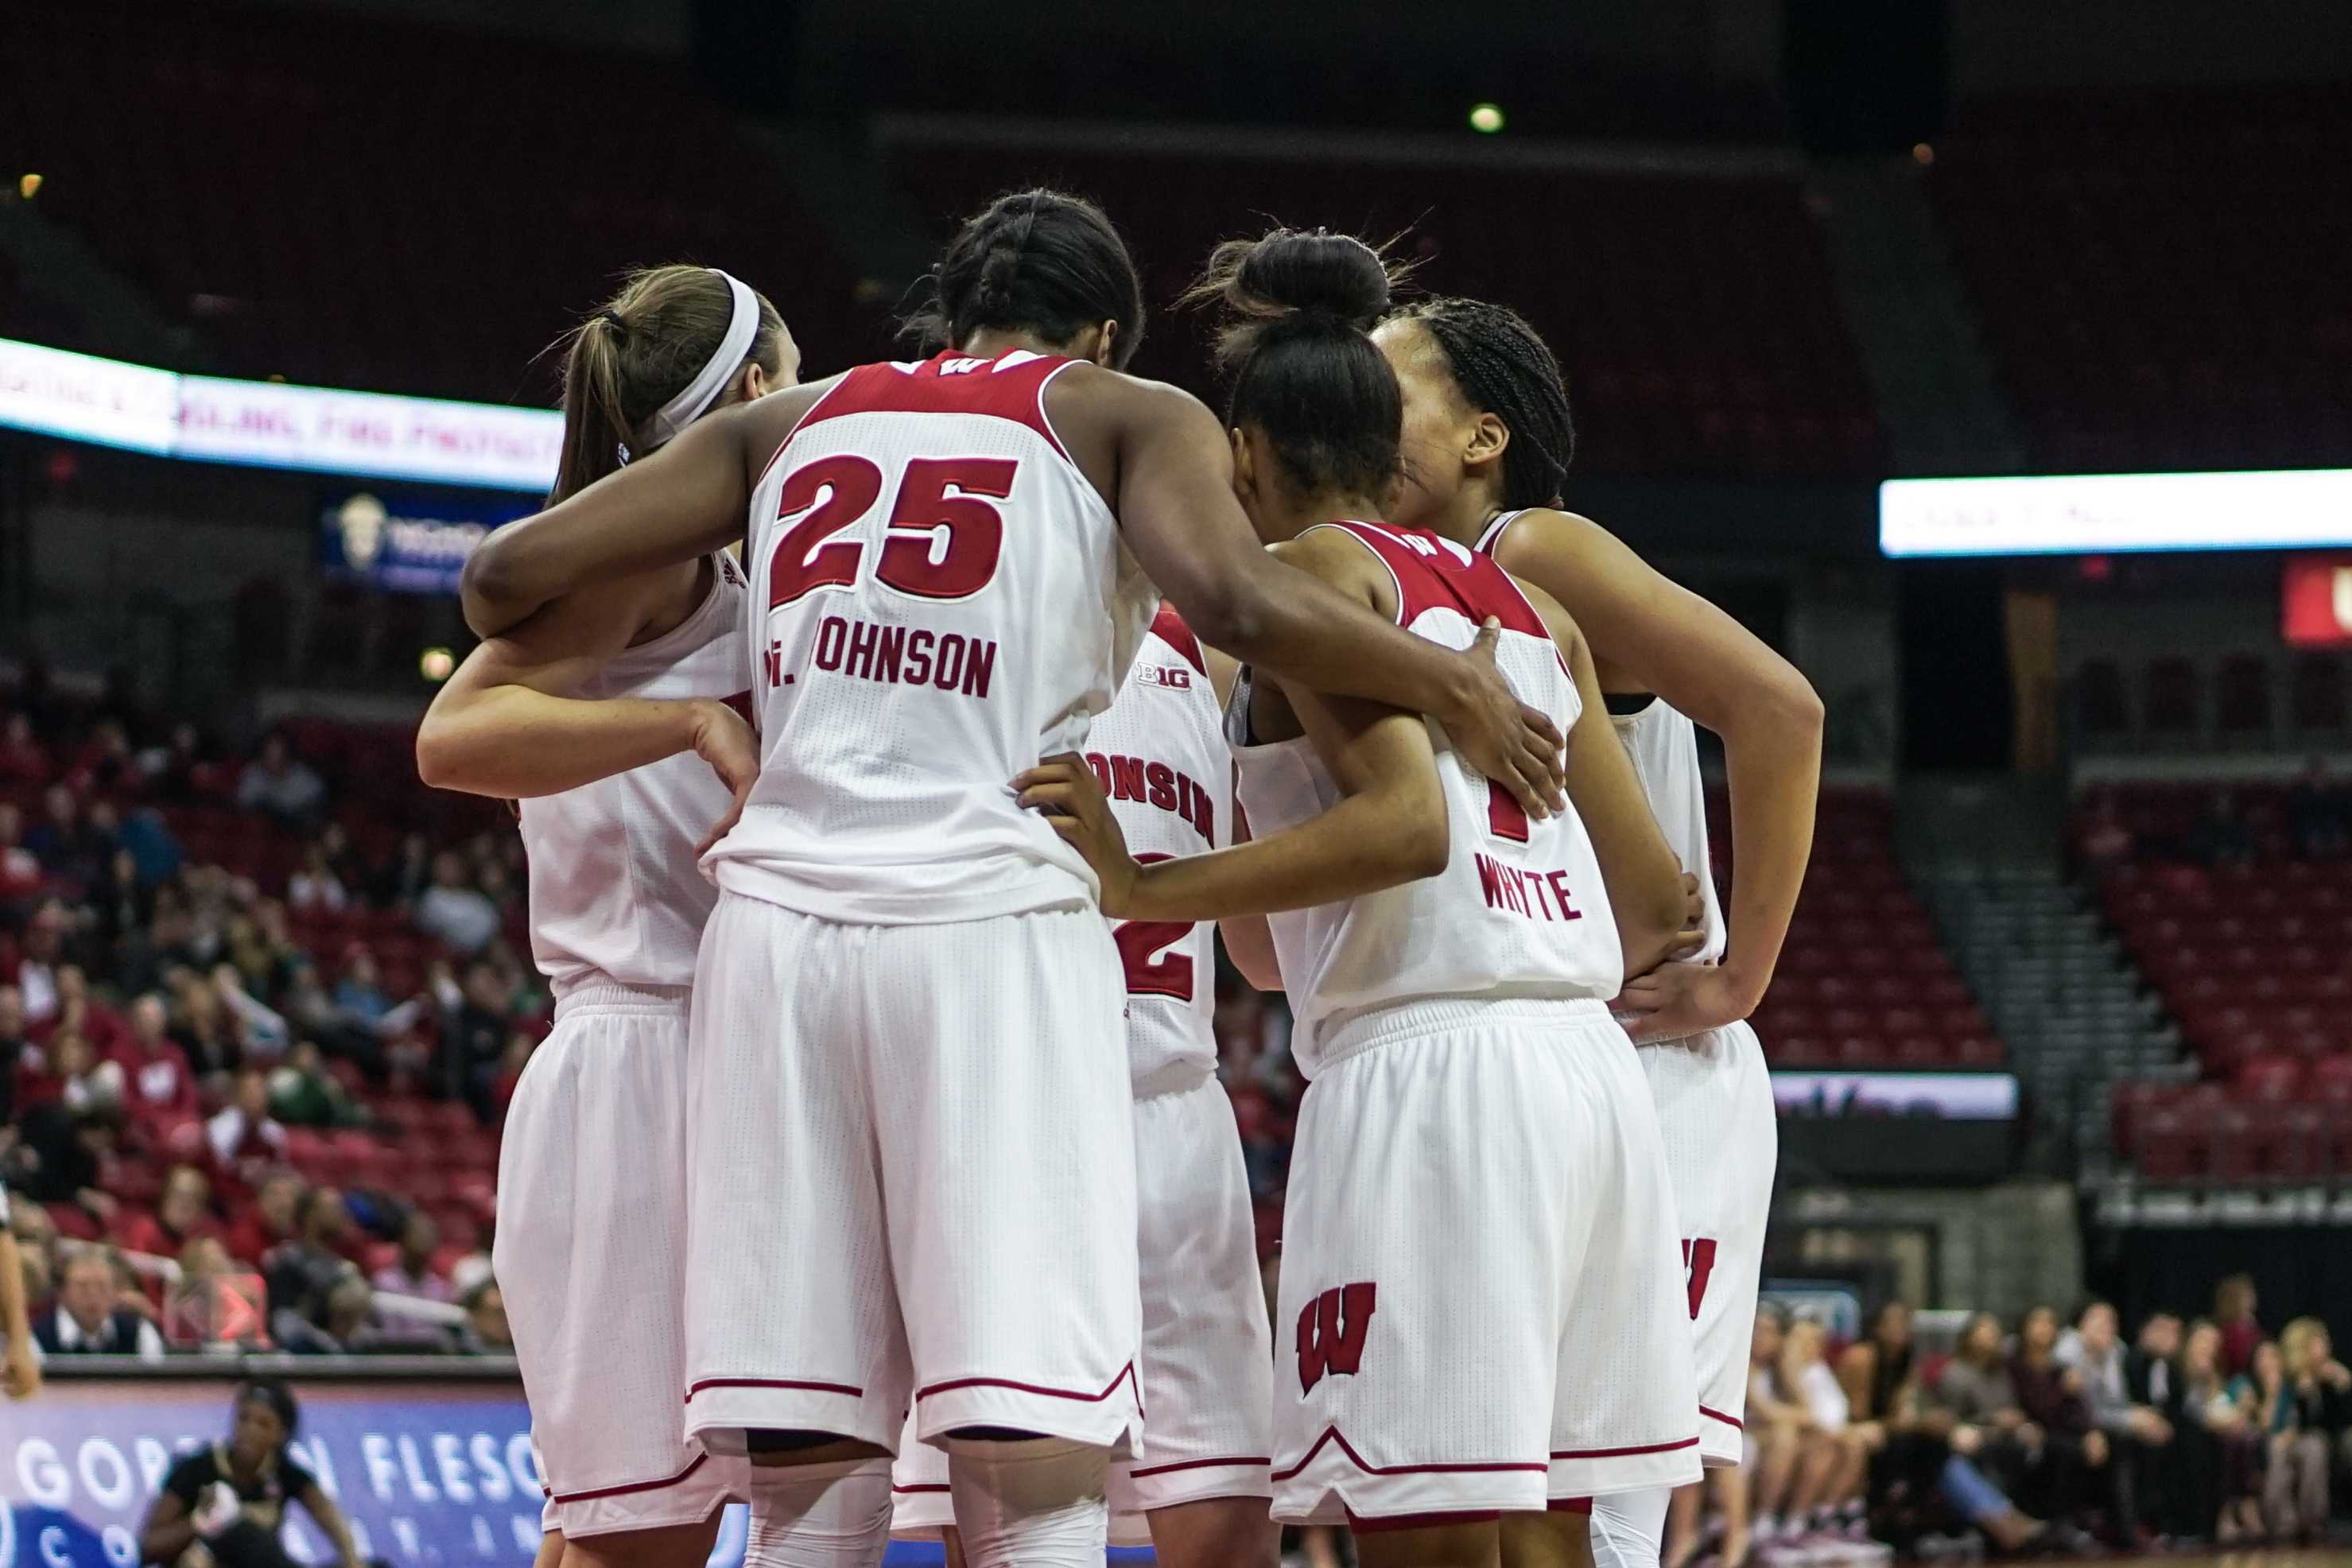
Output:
[902,188,1145,369]
[1386,297,1574,510]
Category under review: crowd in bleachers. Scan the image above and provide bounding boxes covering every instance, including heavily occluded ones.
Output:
[1735,1282,2352,1563]
[2,663,533,1356]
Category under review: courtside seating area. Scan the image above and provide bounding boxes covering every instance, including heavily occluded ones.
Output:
[2093,786,2352,1184]
[1743,788,2003,1068]
[0,0,887,399]
[886,142,1881,479]
[1930,87,2352,472]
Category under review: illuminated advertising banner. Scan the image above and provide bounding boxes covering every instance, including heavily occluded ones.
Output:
[1772,1071,2019,1181]
[0,1376,1151,1567]
[320,492,536,596]
[1880,470,2352,557]
[2281,553,2352,647]
[1772,1070,2017,1120]
[0,336,559,493]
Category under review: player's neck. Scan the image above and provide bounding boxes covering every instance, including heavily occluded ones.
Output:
[1422,485,1508,548]
[1267,488,1385,541]
[957,327,1081,363]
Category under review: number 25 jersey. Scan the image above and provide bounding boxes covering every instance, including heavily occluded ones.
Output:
[709,348,1157,925]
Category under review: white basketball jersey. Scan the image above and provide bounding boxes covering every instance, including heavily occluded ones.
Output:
[1085,604,1231,1089]
[518,553,751,999]
[709,348,1157,924]
[1230,521,1624,1078]
[1474,510,1729,975]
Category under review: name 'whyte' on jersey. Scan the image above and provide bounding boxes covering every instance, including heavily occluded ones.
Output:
[1231,521,1625,1077]
[706,348,1156,925]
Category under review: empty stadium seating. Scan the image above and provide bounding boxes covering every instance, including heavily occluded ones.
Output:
[0,0,891,401]
[1931,87,2352,472]
[885,142,1882,479]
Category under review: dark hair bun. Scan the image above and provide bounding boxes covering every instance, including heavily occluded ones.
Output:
[1186,228,1405,371]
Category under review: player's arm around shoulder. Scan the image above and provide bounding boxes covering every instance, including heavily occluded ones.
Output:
[417,572,751,803]
[1516,576,1689,978]
[460,385,821,637]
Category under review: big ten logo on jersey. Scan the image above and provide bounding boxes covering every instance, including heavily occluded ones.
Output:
[759,454,1016,701]
[1680,1237,1718,1321]
[1136,661,1192,691]
[1297,1282,1377,1396]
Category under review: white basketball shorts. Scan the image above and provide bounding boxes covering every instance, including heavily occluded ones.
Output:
[1638,1019,1778,1466]
[680,891,1142,1456]
[892,1071,1274,1546]
[495,984,744,1537]
[1270,998,1702,1527]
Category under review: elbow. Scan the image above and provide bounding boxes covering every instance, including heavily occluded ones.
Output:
[1174,570,1267,660]
[1769,672,1826,739]
[1393,814,1451,884]
[413,717,472,794]
[458,543,522,636]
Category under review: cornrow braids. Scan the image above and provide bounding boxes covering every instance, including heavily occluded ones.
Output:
[1388,297,1574,510]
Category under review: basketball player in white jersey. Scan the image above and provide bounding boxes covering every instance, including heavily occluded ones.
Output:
[1376,297,1822,1568]
[416,266,787,1568]
[458,191,1567,1568]
[891,600,1278,1568]
[1020,228,1702,1568]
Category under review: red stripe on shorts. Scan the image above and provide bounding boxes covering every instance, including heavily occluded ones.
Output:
[1548,1436,1702,1460]
[891,1483,952,1496]
[1127,1454,1273,1480]
[1271,1425,1550,1484]
[549,1453,708,1504]
[684,1375,864,1403]
[1701,1406,1745,1430]
[1552,1497,1594,1514]
[914,1361,1139,1409]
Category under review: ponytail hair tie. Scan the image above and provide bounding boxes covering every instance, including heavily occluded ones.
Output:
[597,309,629,336]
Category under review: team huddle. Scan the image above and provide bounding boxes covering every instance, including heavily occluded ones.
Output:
[418,188,1820,1568]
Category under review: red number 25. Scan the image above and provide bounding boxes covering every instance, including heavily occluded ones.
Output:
[767,455,1016,608]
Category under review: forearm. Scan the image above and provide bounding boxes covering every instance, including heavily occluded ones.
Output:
[0,1235,28,1348]
[1214,564,1477,722]
[143,1519,199,1562]
[1129,794,1442,922]
[417,686,709,798]
[1715,696,1822,1010]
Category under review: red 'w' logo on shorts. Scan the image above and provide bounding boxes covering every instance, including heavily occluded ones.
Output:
[1297,1282,1377,1395]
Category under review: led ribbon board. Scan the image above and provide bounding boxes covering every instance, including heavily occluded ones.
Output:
[1881,470,2352,557]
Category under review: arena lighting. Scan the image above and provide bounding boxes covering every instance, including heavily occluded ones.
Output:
[1469,102,1505,134]
[1880,468,2352,557]
[419,646,456,682]
[0,333,560,492]
[17,173,41,199]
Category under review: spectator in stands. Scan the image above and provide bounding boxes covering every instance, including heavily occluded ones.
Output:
[2288,758,2349,858]
[441,961,516,1121]
[91,848,153,961]
[371,1211,449,1302]
[0,804,44,902]
[144,721,214,802]
[2280,1318,2351,1522]
[9,1102,121,1228]
[224,1169,305,1267]
[114,992,200,1135]
[1766,1316,1880,1553]
[2012,1305,2110,1527]
[206,1068,289,1184]
[457,1277,510,1353]
[278,961,390,1081]
[116,805,182,889]
[166,964,239,1085]
[0,712,49,784]
[0,984,28,1074]
[235,732,326,830]
[45,964,125,1057]
[2060,1299,2172,1542]
[267,1039,363,1127]
[2234,1338,2327,1540]
[375,831,434,907]
[118,1164,219,1259]
[1935,1311,2045,1485]
[415,850,498,954]
[2214,1275,2263,1376]
[14,898,68,1023]
[279,1267,389,1356]
[285,843,347,914]
[2173,1318,2265,1543]
[263,1186,351,1338]
[22,785,93,879]
[34,1244,163,1360]
[142,1380,361,1568]
[34,1030,124,1117]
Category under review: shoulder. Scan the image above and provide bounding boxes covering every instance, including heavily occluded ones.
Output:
[163,1450,214,1487]
[1487,507,1625,572]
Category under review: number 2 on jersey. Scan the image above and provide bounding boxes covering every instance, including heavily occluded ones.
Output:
[1111,852,1193,1001]
[768,455,1017,608]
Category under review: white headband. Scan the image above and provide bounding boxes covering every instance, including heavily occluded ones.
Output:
[636,270,760,454]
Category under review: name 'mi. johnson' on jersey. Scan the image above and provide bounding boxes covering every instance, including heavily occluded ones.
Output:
[708,348,1157,925]
[1231,521,1625,1077]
